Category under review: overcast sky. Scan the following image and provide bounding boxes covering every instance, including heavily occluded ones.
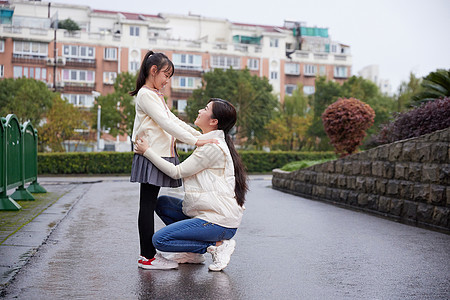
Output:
[67,0,450,92]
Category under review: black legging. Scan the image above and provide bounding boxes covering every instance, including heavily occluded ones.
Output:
[138,183,161,259]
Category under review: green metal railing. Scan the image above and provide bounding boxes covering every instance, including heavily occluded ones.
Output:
[0,114,47,211]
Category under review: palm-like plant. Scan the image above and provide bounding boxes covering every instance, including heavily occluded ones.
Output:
[412,69,450,105]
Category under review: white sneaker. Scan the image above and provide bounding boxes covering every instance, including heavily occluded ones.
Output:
[138,253,178,270]
[207,239,236,271]
[163,252,206,264]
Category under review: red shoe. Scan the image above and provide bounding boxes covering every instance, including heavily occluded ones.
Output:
[138,253,178,270]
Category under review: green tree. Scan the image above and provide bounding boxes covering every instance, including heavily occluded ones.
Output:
[39,96,87,152]
[0,77,53,125]
[307,76,341,150]
[396,72,422,111]
[186,68,278,147]
[265,84,313,150]
[58,18,80,32]
[411,69,450,105]
[91,72,136,138]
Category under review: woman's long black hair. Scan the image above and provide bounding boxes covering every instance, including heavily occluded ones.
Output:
[209,98,248,206]
[129,51,174,96]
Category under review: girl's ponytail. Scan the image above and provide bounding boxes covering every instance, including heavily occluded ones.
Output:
[129,51,154,96]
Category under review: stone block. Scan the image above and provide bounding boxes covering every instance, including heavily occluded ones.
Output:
[357,193,368,207]
[432,207,449,228]
[295,171,306,182]
[339,190,349,203]
[398,181,414,200]
[447,187,450,206]
[325,187,333,199]
[417,203,434,223]
[401,142,415,162]
[346,176,356,190]
[407,163,422,182]
[412,142,431,163]
[356,176,366,192]
[360,161,372,176]
[390,198,403,216]
[414,184,430,203]
[329,174,338,187]
[383,162,395,179]
[352,161,361,176]
[367,194,379,210]
[343,161,353,175]
[378,196,391,213]
[304,184,313,195]
[326,161,335,173]
[377,145,389,161]
[314,185,326,197]
[439,128,450,142]
[375,179,388,195]
[372,161,384,177]
[338,175,347,188]
[388,142,403,162]
[386,180,399,196]
[357,151,369,161]
[394,163,409,180]
[440,164,450,185]
[335,161,343,173]
[430,143,449,163]
[368,148,379,160]
[316,173,325,185]
[422,164,439,183]
[430,185,445,205]
[365,177,375,193]
[347,191,358,205]
[402,201,418,221]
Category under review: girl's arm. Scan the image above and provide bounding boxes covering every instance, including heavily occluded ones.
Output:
[168,110,202,137]
[134,138,223,179]
[139,91,199,145]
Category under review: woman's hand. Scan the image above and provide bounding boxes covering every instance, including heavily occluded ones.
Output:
[134,138,149,155]
[195,139,219,147]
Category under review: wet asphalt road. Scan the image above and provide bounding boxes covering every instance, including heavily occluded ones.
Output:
[2,176,450,299]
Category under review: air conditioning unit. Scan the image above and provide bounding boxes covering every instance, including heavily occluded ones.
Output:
[56,57,66,65]
[46,82,53,88]
[56,82,65,88]
[46,57,55,65]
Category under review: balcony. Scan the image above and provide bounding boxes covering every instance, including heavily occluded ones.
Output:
[173,68,202,77]
[12,55,46,65]
[63,82,96,93]
[65,58,96,68]
[171,89,193,99]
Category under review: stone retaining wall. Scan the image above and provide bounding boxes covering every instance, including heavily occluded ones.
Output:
[272,127,450,232]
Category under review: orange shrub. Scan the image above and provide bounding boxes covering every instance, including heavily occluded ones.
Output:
[322,97,375,157]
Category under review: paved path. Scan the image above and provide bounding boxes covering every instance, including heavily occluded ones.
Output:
[1,176,449,299]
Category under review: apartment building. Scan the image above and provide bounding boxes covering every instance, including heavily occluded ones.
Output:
[0,0,352,151]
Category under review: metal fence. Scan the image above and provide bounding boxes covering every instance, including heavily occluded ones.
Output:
[0,114,46,211]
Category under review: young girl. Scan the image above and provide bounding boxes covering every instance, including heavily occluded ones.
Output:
[130,51,214,270]
[135,98,248,271]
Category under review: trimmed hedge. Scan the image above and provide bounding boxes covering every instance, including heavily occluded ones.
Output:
[38,151,336,174]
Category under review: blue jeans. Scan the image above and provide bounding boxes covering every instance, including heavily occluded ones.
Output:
[153,196,237,254]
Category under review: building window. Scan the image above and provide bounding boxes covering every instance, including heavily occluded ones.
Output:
[270,38,279,48]
[331,45,337,53]
[12,66,47,80]
[13,41,48,57]
[270,71,278,79]
[334,66,348,78]
[63,45,95,59]
[104,48,117,61]
[103,72,117,85]
[173,99,187,112]
[211,55,240,69]
[304,64,317,76]
[285,84,297,96]
[247,58,259,70]
[172,53,202,70]
[303,86,315,95]
[63,69,95,82]
[0,40,4,52]
[130,61,139,73]
[130,26,140,36]
[172,76,200,89]
[319,65,326,76]
[285,63,300,75]
[0,65,3,78]
[62,94,94,107]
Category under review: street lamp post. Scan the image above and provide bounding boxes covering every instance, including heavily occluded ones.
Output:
[97,105,101,152]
